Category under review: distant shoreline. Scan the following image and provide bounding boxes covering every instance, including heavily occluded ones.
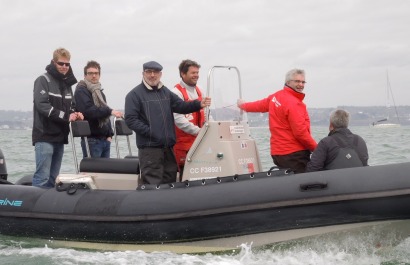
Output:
[2,106,410,128]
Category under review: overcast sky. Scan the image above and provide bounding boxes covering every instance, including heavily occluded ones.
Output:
[1,0,409,112]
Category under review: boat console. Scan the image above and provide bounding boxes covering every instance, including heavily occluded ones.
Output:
[57,66,265,190]
[181,66,262,181]
[181,119,262,181]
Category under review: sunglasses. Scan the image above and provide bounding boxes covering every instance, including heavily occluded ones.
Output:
[55,61,71,67]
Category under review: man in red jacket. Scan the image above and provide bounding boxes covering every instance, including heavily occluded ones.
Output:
[171,59,205,177]
[237,69,317,173]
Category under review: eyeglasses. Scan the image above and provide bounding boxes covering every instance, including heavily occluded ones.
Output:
[55,61,70,67]
[86,72,100,76]
[144,69,161,75]
[291,80,306,84]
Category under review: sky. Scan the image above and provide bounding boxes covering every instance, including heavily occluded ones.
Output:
[1,0,409,111]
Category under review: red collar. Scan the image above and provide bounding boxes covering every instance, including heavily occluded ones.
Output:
[283,85,305,100]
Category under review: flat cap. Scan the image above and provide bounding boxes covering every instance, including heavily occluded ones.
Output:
[143,61,163,71]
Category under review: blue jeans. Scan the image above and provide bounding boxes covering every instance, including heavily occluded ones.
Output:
[81,137,111,158]
[32,142,64,188]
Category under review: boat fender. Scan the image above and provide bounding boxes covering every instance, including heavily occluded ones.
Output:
[56,182,90,194]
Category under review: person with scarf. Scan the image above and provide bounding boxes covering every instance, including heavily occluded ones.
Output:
[237,69,317,173]
[32,48,84,188]
[74,60,123,158]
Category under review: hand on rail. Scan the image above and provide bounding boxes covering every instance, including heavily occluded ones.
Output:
[200,97,211,108]
[69,112,84,122]
[111,110,124,118]
[237,99,245,109]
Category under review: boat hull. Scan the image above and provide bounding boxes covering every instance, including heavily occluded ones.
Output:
[43,219,410,253]
[2,192,410,242]
[1,162,410,251]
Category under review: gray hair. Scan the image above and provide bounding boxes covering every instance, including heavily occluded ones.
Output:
[330,109,350,128]
[285,69,305,83]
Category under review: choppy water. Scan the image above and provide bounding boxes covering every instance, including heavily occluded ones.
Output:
[1,126,410,265]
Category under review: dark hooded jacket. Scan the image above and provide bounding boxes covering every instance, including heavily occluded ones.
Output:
[32,61,77,145]
[306,128,368,172]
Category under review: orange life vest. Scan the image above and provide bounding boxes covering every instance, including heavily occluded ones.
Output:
[174,84,205,150]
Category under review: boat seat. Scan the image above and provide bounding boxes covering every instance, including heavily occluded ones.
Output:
[113,118,137,159]
[70,120,91,137]
[80,157,140,174]
[115,118,133,136]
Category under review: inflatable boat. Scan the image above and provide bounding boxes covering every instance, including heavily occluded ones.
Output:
[1,66,410,253]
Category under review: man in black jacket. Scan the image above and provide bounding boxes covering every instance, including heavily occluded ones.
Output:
[74,60,123,158]
[125,61,211,185]
[32,48,84,188]
[306,109,368,172]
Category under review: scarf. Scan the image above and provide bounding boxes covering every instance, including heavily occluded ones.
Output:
[80,79,110,128]
[142,78,164,90]
[45,61,77,86]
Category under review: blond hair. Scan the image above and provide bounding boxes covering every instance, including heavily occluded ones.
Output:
[53,47,71,61]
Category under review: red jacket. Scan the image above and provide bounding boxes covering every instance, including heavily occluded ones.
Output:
[174,84,205,150]
[241,86,317,155]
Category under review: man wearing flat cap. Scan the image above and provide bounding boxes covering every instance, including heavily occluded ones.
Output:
[125,61,211,185]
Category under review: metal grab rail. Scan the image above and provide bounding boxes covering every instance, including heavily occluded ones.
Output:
[206,66,243,122]
[187,66,243,162]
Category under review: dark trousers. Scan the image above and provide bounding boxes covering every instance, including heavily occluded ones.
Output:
[138,147,178,184]
[272,150,311,174]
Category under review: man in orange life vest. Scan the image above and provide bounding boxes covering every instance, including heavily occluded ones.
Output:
[171,60,205,176]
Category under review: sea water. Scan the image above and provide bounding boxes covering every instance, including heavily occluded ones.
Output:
[1,126,410,265]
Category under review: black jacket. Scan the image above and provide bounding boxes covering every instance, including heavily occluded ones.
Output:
[74,82,113,138]
[124,80,202,149]
[32,63,77,145]
[306,128,369,172]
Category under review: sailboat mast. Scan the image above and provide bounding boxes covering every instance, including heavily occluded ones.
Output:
[386,70,390,120]
[386,70,400,123]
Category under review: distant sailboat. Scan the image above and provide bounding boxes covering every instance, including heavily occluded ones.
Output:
[372,71,401,128]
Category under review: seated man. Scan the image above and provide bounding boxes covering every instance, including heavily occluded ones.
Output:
[306,109,368,172]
